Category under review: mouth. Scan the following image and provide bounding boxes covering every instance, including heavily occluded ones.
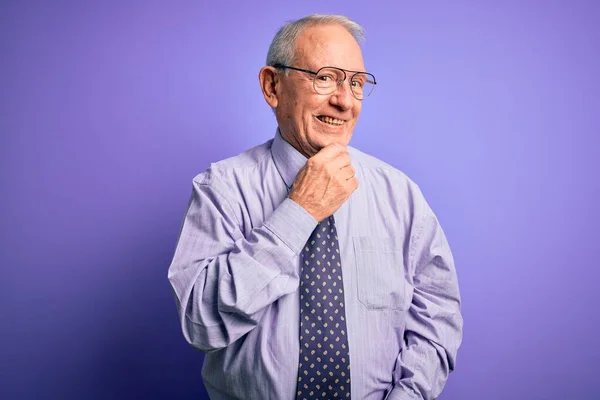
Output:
[316,115,346,126]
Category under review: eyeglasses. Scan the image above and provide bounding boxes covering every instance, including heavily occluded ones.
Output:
[273,64,377,100]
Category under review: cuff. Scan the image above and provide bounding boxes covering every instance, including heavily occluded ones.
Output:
[263,198,318,254]
[386,387,422,400]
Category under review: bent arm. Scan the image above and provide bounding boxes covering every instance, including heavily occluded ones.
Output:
[387,195,463,400]
[168,176,316,352]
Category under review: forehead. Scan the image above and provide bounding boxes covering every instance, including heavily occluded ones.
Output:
[293,24,365,72]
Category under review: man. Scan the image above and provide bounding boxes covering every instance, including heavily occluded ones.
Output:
[168,14,462,400]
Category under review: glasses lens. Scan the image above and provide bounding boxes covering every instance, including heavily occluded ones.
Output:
[313,67,345,94]
[350,73,375,100]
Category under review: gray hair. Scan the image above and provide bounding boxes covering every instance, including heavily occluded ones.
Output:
[266,14,365,69]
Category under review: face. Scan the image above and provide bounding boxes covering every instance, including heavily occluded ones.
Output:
[272,24,365,158]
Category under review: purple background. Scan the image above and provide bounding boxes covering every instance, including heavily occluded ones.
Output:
[1,1,599,399]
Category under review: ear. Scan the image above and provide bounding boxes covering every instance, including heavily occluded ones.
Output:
[259,66,280,109]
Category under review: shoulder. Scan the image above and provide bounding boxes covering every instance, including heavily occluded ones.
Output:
[193,139,273,190]
[348,146,422,195]
[349,147,440,238]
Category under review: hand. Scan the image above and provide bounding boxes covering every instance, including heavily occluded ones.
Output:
[288,143,359,222]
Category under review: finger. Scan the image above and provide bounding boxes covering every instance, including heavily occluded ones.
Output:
[325,154,351,173]
[350,176,359,191]
[314,143,348,161]
[340,165,355,180]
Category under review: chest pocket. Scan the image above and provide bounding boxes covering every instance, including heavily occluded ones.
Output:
[353,237,408,311]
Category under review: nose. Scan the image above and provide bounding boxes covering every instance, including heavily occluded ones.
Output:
[329,79,355,110]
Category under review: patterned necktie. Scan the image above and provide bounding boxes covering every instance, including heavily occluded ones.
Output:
[296,215,351,399]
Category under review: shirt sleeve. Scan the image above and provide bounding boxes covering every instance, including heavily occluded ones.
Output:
[387,190,464,400]
[167,173,317,353]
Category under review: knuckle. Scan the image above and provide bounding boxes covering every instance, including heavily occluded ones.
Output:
[306,158,318,169]
[334,143,347,154]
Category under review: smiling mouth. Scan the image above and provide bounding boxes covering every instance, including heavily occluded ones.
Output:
[317,115,345,126]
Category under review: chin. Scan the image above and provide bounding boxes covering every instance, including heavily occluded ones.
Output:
[311,134,351,150]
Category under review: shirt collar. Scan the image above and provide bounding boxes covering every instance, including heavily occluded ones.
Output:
[271,128,307,189]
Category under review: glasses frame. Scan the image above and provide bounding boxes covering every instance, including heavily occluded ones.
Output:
[273,63,377,100]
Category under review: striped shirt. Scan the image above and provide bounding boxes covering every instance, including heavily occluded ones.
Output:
[168,130,463,399]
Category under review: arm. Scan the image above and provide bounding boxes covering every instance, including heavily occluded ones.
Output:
[387,194,463,400]
[167,173,317,352]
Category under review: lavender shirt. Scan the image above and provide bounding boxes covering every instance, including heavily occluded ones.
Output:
[168,130,463,400]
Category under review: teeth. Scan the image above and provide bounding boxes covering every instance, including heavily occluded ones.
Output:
[319,116,344,125]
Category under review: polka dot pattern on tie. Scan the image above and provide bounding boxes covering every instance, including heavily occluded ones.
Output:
[296,216,351,400]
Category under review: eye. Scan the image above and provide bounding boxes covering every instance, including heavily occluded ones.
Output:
[351,79,364,88]
[317,74,335,82]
